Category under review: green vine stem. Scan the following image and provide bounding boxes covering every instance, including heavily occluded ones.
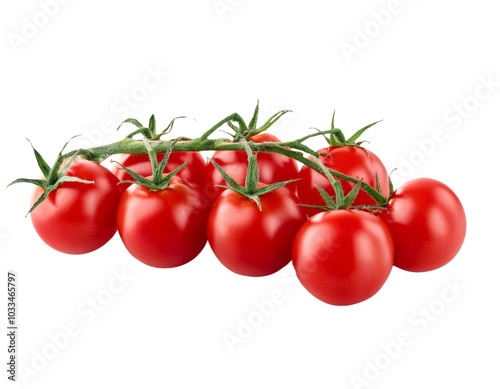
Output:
[63,114,387,205]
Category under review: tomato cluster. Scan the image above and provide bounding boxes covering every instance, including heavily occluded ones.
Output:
[17,112,467,306]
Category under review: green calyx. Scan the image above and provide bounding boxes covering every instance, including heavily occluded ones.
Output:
[208,140,298,210]
[298,156,385,212]
[227,100,291,141]
[112,138,187,191]
[7,137,94,214]
[314,110,382,148]
[117,114,187,141]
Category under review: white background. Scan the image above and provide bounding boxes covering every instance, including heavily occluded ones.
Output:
[1,1,499,388]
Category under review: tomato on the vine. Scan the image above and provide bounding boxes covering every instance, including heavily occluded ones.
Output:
[297,146,389,216]
[112,149,206,190]
[30,159,122,254]
[117,175,210,268]
[207,184,306,276]
[292,209,394,305]
[380,178,466,272]
[205,133,299,199]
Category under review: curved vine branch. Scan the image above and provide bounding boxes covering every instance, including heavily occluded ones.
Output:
[63,128,387,205]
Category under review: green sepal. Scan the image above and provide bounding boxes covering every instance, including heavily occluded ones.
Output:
[346,120,383,144]
[319,111,383,147]
[375,172,382,194]
[113,138,188,191]
[341,178,363,209]
[9,137,95,214]
[248,100,260,132]
[226,121,240,133]
[117,118,144,132]
[252,109,291,136]
[7,178,46,188]
[118,115,186,140]
[26,139,51,177]
[149,115,156,134]
[297,204,331,211]
[112,160,155,187]
[244,141,259,193]
[154,116,187,140]
[311,155,343,204]
[208,139,298,211]
[330,129,346,145]
[125,127,152,139]
[315,185,336,209]
[208,158,246,193]
[252,179,299,197]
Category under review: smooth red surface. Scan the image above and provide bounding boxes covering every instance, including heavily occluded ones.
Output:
[380,178,466,272]
[297,146,389,216]
[207,184,306,277]
[112,149,206,190]
[204,133,299,200]
[31,159,122,254]
[292,209,394,306]
[117,176,210,268]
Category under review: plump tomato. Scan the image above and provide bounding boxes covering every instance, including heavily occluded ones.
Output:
[204,133,299,200]
[380,178,466,272]
[297,146,389,216]
[207,184,306,277]
[30,159,122,254]
[112,148,206,190]
[292,209,394,305]
[117,176,210,268]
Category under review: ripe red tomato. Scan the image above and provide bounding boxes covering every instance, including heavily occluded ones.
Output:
[112,149,206,190]
[207,184,306,277]
[117,176,210,268]
[30,159,122,254]
[292,210,394,305]
[380,178,466,272]
[297,146,389,216]
[204,133,299,200]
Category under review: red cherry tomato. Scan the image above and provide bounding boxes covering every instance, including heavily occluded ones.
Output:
[292,209,394,305]
[380,178,466,272]
[117,176,210,268]
[207,184,306,276]
[297,146,389,216]
[30,159,122,254]
[112,149,206,190]
[204,133,299,200]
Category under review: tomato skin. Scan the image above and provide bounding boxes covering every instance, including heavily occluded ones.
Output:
[30,159,122,255]
[112,149,206,190]
[204,133,299,200]
[380,178,466,272]
[292,210,394,306]
[207,185,306,277]
[297,146,389,216]
[117,177,210,268]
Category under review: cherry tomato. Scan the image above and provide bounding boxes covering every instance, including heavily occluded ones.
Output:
[380,178,466,272]
[117,176,210,268]
[112,149,206,190]
[292,209,394,305]
[297,146,389,216]
[204,133,299,200]
[207,184,306,277]
[30,159,122,254]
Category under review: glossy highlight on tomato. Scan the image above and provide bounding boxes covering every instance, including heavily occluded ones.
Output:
[30,159,122,254]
